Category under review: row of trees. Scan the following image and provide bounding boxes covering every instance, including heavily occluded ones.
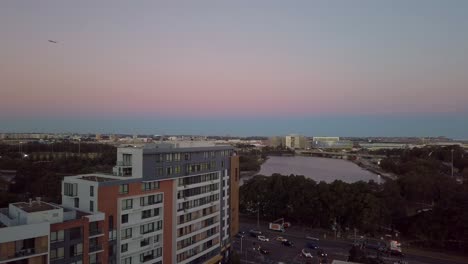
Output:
[0,142,116,207]
[239,173,468,252]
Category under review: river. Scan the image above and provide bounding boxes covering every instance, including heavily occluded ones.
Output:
[253,156,381,184]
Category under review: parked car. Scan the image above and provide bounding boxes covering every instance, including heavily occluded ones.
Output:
[282,240,294,247]
[306,242,319,249]
[249,229,262,237]
[276,236,288,242]
[302,248,313,258]
[257,235,269,242]
[317,249,328,258]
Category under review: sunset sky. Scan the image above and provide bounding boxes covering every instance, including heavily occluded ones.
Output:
[1,1,467,137]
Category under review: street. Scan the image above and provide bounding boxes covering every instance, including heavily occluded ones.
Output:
[232,221,467,264]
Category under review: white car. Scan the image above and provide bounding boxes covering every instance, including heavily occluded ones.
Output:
[275,236,288,242]
[257,235,269,242]
[302,248,313,258]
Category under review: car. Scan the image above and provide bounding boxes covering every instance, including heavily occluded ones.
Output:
[249,229,262,237]
[282,240,294,247]
[306,242,319,249]
[317,249,328,258]
[257,235,269,242]
[259,247,270,255]
[302,248,313,258]
[276,236,288,242]
[306,235,320,241]
[319,258,328,264]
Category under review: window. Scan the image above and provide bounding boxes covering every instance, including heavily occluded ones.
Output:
[121,243,128,253]
[166,167,173,175]
[140,249,156,262]
[70,243,83,256]
[210,161,216,169]
[122,199,133,210]
[165,153,172,162]
[184,153,191,161]
[155,154,162,162]
[173,153,180,161]
[141,237,150,247]
[175,165,181,174]
[142,181,159,191]
[221,160,225,168]
[210,151,215,158]
[122,257,132,264]
[50,247,64,260]
[154,234,160,243]
[89,201,94,212]
[140,223,155,234]
[156,220,163,230]
[74,197,79,208]
[64,183,77,196]
[155,167,163,176]
[121,214,128,224]
[141,208,159,219]
[119,184,129,194]
[50,230,64,242]
[121,228,132,240]
[90,186,94,197]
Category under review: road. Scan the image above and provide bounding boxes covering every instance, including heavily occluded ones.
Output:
[233,221,467,264]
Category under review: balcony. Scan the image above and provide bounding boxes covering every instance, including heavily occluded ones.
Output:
[89,228,103,237]
[89,244,103,253]
[116,161,132,167]
[0,247,48,262]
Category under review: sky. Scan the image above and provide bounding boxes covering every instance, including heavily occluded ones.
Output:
[1,0,467,138]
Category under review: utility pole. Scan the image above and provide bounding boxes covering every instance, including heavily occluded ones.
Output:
[451,149,454,178]
[257,201,260,230]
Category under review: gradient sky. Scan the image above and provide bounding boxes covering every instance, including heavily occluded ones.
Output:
[1,1,467,137]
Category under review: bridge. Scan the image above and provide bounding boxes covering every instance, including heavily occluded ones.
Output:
[296,150,386,159]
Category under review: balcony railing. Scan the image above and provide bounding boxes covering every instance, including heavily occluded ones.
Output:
[89,228,103,237]
[116,161,132,166]
[89,244,103,253]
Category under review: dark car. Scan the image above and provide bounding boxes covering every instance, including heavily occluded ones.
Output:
[259,247,270,255]
[317,249,328,258]
[282,240,294,247]
[249,229,262,237]
[306,242,319,249]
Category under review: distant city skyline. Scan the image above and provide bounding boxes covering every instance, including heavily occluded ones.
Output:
[1,114,467,139]
[1,1,468,137]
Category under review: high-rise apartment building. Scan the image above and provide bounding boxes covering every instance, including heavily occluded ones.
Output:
[285,134,308,149]
[1,142,239,264]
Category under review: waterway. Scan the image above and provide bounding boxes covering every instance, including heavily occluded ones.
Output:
[254,156,381,184]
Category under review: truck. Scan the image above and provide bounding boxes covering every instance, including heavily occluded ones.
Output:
[269,223,284,232]
[269,218,288,232]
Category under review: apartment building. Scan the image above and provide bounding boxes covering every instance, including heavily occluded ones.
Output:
[62,142,239,264]
[0,198,105,264]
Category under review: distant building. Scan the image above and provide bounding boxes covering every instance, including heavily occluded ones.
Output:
[95,133,102,140]
[312,137,341,148]
[285,134,307,149]
[268,136,286,147]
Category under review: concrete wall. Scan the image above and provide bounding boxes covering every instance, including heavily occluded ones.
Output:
[62,178,99,214]
[0,222,50,243]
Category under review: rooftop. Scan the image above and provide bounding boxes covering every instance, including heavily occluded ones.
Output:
[80,175,119,182]
[12,201,60,213]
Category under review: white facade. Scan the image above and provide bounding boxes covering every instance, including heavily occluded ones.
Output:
[285,134,307,149]
[61,176,99,214]
[118,192,164,264]
[175,171,223,264]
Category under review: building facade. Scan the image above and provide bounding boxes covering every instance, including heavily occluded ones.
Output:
[285,134,307,149]
[66,142,239,264]
[0,142,239,264]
